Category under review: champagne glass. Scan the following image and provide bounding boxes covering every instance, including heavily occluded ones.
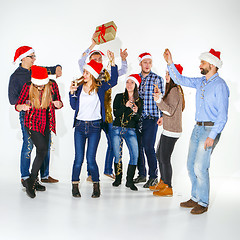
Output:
[72,78,78,97]
[25,100,31,114]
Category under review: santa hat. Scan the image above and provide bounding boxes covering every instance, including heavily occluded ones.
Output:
[174,64,183,74]
[13,46,35,63]
[84,59,103,79]
[199,48,223,68]
[126,74,142,87]
[89,50,105,58]
[31,65,49,86]
[138,52,152,63]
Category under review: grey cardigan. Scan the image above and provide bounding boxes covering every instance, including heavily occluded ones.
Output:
[156,86,183,133]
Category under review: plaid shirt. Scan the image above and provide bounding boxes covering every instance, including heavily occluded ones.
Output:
[15,80,63,135]
[139,71,164,118]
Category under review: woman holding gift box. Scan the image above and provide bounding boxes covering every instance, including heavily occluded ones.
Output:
[151,64,185,197]
[70,51,118,198]
[112,74,143,191]
[15,65,63,198]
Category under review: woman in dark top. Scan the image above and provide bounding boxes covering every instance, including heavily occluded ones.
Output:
[112,74,143,191]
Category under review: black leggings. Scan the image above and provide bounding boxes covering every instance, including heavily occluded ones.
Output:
[27,126,50,179]
[156,134,178,188]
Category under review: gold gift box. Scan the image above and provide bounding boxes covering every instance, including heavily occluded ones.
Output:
[93,21,117,45]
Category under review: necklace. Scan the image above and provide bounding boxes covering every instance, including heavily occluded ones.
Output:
[200,75,218,99]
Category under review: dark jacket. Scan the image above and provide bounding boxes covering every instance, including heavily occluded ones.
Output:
[8,64,61,105]
[69,65,118,127]
[113,93,143,128]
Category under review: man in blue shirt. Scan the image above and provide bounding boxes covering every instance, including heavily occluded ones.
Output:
[164,48,229,214]
[133,52,164,188]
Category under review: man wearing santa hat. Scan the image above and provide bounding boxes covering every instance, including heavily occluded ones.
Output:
[133,52,164,188]
[163,48,229,214]
[8,46,62,188]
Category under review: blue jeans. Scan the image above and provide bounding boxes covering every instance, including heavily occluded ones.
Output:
[19,111,50,180]
[72,120,101,183]
[103,122,114,175]
[112,126,138,165]
[136,118,158,179]
[187,125,220,207]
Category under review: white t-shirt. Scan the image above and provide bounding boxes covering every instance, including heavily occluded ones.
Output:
[76,89,101,121]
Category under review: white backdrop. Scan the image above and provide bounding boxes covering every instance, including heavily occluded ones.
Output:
[1,0,240,184]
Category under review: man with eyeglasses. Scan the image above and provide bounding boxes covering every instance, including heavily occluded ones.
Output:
[8,46,62,190]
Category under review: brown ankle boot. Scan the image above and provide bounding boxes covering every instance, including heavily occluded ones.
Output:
[153,185,173,197]
[92,182,100,198]
[149,179,167,191]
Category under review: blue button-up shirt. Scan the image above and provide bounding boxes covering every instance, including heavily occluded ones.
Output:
[168,63,229,139]
[139,71,164,118]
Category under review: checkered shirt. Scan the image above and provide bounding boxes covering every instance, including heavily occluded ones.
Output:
[139,71,164,118]
[15,80,62,135]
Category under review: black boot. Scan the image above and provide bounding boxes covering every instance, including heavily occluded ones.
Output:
[72,183,81,197]
[126,164,138,191]
[24,175,36,198]
[112,162,122,187]
[35,179,46,191]
[92,182,100,198]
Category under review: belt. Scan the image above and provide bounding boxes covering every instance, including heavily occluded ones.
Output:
[196,121,214,126]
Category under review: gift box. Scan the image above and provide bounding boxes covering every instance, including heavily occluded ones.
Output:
[93,21,117,45]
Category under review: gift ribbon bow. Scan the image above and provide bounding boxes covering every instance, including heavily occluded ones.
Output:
[96,24,116,43]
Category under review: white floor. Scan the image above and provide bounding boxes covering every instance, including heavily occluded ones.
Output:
[1,175,239,240]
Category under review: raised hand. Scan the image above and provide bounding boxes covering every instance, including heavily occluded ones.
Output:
[107,50,115,66]
[120,48,128,61]
[163,48,173,65]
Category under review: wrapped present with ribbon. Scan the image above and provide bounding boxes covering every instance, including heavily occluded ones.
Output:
[93,21,117,45]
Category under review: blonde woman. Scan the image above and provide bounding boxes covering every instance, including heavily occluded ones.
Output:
[70,51,118,198]
[15,65,63,198]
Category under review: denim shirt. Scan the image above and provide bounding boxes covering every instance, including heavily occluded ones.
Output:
[167,63,230,139]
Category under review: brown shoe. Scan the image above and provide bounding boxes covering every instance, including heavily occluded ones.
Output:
[149,179,167,191]
[41,176,59,183]
[190,204,208,215]
[86,175,93,182]
[104,173,116,180]
[180,199,198,208]
[153,185,173,197]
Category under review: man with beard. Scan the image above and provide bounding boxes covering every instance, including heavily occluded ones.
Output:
[133,52,164,188]
[163,48,229,214]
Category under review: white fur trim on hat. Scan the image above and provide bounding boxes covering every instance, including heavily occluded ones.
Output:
[84,64,99,79]
[138,54,152,63]
[31,77,49,86]
[199,52,223,68]
[127,76,140,87]
[19,48,35,61]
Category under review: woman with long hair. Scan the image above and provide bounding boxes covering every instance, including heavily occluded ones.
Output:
[112,74,143,191]
[151,64,185,196]
[15,65,63,198]
[70,51,118,198]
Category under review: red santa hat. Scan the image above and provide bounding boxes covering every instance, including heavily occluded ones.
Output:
[174,64,183,74]
[138,52,152,63]
[199,48,223,68]
[126,74,142,87]
[84,59,103,79]
[31,65,49,86]
[13,46,35,63]
[89,50,105,58]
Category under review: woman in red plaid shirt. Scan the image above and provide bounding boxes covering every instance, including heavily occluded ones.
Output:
[15,65,63,198]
